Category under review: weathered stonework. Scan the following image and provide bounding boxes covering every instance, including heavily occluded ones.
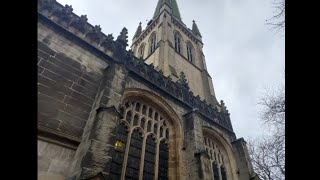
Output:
[37,0,260,180]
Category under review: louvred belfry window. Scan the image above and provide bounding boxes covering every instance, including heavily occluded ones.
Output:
[174,32,182,53]
[187,42,194,63]
[150,33,157,53]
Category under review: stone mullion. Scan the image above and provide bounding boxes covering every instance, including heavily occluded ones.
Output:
[153,110,159,180]
[218,165,222,180]
[154,135,160,180]
[132,102,137,126]
[120,110,134,180]
[138,104,143,126]
[138,134,148,180]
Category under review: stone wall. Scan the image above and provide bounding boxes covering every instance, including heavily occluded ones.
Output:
[38,22,107,139]
[38,139,76,180]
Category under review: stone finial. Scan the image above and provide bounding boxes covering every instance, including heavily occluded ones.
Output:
[116,27,128,49]
[40,0,56,11]
[128,49,134,55]
[178,71,187,84]
[64,4,73,13]
[106,34,114,41]
[94,25,102,32]
[192,19,202,37]
[80,15,88,22]
[133,22,142,39]
[42,0,56,6]
[178,72,190,89]
[220,100,225,107]
[117,27,128,42]
[220,100,227,112]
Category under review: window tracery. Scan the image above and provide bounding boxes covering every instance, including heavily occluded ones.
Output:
[204,136,228,180]
[110,100,171,180]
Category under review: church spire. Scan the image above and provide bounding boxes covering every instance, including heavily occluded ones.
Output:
[133,22,142,39]
[153,0,182,22]
[192,20,202,38]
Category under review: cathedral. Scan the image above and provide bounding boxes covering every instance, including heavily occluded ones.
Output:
[37,0,260,180]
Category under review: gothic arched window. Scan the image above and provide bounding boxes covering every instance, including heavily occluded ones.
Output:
[110,100,172,179]
[186,42,194,63]
[221,165,228,180]
[213,162,220,180]
[138,43,145,59]
[204,133,231,180]
[149,32,157,54]
[174,32,182,53]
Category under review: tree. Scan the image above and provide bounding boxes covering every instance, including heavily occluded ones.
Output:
[248,85,285,180]
[266,0,285,33]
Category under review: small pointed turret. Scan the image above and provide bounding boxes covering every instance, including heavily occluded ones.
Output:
[116,27,128,49]
[133,22,142,39]
[192,20,202,38]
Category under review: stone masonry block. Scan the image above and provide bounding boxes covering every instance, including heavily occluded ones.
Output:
[60,148,76,162]
[58,111,87,128]
[55,53,83,71]
[38,41,56,56]
[71,83,97,99]
[48,57,83,77]
[38,84,65,101]
[38,66,44,74]
[58,122,84,138]
[41,143,64,160]
[64,96,92,113]
[64,104,90,120]
[38,49,51,60]
[42,69,74,87]
[39,61,80,83]
[70,91,95,106]
[82,73,102,85]
[48,159,70,175]
[38,155,52,173]
[38,113,61,129]
[76,78,99,93]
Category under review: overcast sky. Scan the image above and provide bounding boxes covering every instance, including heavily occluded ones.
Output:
[55,0,285,140]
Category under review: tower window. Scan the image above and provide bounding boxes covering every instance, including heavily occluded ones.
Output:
[174,32,182,53]
[187,42,194,63]
[149,32,157,54]
[138,44,145,59]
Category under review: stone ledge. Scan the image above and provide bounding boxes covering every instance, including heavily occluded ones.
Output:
[38,125,81,150]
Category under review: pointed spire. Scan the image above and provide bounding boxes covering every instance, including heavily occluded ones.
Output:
[133,22,142,39]
[192,20,202,38]
[153,0,182,22]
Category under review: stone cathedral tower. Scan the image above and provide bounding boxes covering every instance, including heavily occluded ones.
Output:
[131,0,217,106]
[37,0,260,180]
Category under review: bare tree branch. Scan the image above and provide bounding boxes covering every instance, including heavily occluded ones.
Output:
[266,0,285,34]
[248,81,285,180]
